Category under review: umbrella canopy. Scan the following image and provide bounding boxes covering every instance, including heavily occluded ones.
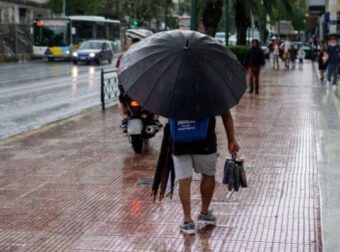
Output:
[119,30,246,120]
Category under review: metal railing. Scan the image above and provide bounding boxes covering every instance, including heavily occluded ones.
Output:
[100,69,120,111]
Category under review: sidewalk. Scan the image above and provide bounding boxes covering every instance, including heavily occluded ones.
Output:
[0,61,336,251]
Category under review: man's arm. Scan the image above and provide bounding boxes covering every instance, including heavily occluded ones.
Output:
[221,110,240,155]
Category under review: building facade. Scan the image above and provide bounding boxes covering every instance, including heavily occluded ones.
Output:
[0,0,51,24]
[309,0,340,40]
[0,0,51,59]
[325,0,340,34]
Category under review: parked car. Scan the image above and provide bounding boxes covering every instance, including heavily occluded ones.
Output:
[214,32,226,45]
[290,41,318,61]
[260,43,270,59]
[72,40,113,65]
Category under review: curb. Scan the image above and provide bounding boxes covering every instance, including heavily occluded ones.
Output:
[0,101,118,145]
[312,62,340,118]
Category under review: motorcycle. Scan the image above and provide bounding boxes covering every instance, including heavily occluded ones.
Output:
[123,99,162,153]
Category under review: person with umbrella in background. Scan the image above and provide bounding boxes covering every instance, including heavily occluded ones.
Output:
[118,30,246,235]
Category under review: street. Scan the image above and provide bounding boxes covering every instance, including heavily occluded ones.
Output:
[0,59,118,139]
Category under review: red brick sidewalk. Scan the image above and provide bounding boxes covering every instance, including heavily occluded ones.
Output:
[0,62,322,251]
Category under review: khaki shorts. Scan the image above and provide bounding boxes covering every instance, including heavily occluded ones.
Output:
[172,153,217,180]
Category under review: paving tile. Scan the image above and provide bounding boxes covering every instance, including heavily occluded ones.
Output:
[0,62,323,251]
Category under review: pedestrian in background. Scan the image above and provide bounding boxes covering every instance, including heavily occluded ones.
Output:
[318,44,328,81]
[289,46,297,69]
[245,39,265,94]
[281,38,291,69]
[325,36,340,88]
[297,47,306,70]
[272,39,280,69]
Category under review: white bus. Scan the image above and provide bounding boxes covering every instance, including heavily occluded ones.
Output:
[32,16,120,60]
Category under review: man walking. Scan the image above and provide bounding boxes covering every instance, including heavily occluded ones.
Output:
[245,39,265,94]
[172,111,240,235]
[281,38,291,69]
[325,36,340,88]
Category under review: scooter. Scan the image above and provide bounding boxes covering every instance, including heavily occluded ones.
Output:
[123,99,162,153]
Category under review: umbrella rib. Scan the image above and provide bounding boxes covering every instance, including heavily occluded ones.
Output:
[124,44,174,56]
[167,53,186,118]
[203,56,242,104]
[120,48,175,75]
[204,52,246,90]
[141,54,181,109]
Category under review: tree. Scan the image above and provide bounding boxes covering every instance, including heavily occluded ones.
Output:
[48,0,101,15]
[202,0,223,36]
[47,0,63,14]
[47,0,172,22]
[200,0,304,44]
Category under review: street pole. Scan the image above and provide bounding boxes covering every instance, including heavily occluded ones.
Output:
[190,0,197,30]
[62,0,66,17]
[178,0,181,15]
[164,0,168,30]
[224,0,229,46]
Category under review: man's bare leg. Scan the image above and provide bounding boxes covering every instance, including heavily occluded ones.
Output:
[179,177,193,222]
[200,175,215,215]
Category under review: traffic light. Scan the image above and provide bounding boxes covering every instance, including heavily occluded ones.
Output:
[131,19,140,27]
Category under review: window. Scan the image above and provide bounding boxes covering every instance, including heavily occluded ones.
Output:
[71,21,93,43]
[19,8,27,24]
[95,23,105,39]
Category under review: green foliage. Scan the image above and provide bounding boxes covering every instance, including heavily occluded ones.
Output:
[289,2,307,31]
[48,0,63,14]
[227,45,250,63]
[121,0,173,21]
[47,0,173,21]
[73,0,102,15]
[48,0,101,15]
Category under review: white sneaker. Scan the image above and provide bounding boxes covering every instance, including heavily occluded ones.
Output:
[332,85,337,91]
[326,81,330,86]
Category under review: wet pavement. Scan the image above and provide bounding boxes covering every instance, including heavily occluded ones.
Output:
[0,59,118,139]
[0,61,337,251]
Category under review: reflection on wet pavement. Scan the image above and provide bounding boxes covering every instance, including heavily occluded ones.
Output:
[0,62,326,251]
[0,60,117,139]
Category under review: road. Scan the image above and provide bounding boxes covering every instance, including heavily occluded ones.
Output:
[0,59,118,140]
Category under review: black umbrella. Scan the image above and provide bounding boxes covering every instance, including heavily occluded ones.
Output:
[151,124,175,202]
[119,30,246,120]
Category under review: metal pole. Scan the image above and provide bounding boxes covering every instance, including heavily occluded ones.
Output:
[190,0,197,30]
[224,0,229,46]
[62,0,66,17]
[116,0,120,19]
[178,0,181,15]
[14,24,18,59]
[101,69,105,111]
[164,0,168,30]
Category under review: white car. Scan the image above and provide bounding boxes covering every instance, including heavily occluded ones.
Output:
[214,32,226,44]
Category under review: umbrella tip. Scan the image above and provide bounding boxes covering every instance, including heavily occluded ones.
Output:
[184,39,189,49]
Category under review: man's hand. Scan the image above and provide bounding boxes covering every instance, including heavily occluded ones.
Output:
[228,140,240,155]
[221,110,240,155]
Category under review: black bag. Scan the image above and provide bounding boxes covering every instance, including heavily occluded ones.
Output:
[223,156,247,191]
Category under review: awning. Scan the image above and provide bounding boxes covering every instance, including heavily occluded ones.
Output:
[309,0,325,16]
[273,21,296,35]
